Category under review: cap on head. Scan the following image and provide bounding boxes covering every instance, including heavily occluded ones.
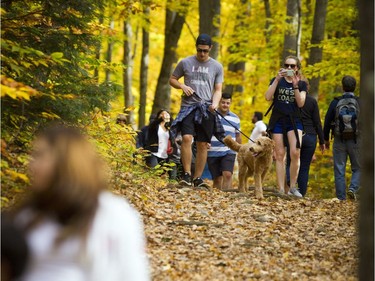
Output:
[196,34,212,46]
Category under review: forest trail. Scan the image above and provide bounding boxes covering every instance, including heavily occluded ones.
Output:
[140,185,358,280]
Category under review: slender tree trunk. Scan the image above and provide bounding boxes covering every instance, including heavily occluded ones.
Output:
[139,3,150,128]
[123,20,134,124]
[105,19,114,83]
[264,0,272,44]
[94,13,104,81]
[296,0,302,57]
[282,0,300,59]
[307,0,328,98]
[359,0,374,279]
[151,2,188,114]
[199,0,220,59]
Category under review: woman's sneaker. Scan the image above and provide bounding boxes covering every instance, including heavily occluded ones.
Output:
[288,187,303,198]
[193,177,210,190]
[179,172,192,187]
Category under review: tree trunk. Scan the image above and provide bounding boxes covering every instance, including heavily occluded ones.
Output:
[307,0,328,98]
[282,0,300,59]
[151,2,188,114]
[359,0,374,279]
[224,0,249,95]
[105,19,114,83]
[263,0,272,44]
[296,0,302,57]
[123,20,134,124]
[139,4,150,129]
[94,13,104,81]
[199,0,220,59]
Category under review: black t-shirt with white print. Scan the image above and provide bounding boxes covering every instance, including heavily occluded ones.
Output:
[270,77,307,115]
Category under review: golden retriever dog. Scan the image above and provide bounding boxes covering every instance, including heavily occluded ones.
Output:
[224,136,275,199]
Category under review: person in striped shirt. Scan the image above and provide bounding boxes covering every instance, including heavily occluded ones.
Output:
[207,93,242,190]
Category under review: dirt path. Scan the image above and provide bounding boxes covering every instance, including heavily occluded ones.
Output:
[142,186,358,281]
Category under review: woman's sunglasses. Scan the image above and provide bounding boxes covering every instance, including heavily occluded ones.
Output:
[284,63,296,68]
[197,48,210,53]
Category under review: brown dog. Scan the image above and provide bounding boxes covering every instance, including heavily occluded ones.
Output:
[224,136,275,199]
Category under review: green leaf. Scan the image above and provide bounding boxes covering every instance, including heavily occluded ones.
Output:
[51,52,64,59]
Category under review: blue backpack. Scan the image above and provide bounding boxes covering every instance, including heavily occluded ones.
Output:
[333,96,360,141]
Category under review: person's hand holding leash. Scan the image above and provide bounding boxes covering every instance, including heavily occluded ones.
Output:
[208,104,217,113]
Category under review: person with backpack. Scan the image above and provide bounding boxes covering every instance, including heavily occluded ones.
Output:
[323,75,360,200]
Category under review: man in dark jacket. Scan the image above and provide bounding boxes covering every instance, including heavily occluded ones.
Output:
[323,75,360,200]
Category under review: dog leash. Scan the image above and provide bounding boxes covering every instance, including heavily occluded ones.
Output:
[192,92,256,143]
[213,108,255,143]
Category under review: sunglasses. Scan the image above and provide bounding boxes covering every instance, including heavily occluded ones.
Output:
[197,48,210,53]
[284,63,297,68]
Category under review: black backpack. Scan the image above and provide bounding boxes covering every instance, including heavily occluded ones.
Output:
[333,96,360,140]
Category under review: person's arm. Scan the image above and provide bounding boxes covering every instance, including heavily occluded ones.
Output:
[209,83,222,112]
[265,77,279,101]
[169,75,195,96]
[323,100,337,148]
[260,122,267,136]
[293,79,306,107]
[312,100,325,152]
[169,60,195,96]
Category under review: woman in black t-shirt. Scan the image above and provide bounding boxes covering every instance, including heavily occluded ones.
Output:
[265,55,307,197]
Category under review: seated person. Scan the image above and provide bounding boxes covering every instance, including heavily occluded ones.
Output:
[145,110,177,180]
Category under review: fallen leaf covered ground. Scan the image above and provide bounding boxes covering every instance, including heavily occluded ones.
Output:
[127,185,358,281]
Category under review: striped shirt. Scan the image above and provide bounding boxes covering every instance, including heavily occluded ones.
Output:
[208,111,240,157]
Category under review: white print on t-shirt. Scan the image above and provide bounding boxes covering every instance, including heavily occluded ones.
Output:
[191,66,209,86]
[277,87,295,104]
[192,66,209,73]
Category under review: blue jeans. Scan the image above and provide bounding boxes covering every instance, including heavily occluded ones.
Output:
[333,138,361,200]
[146,154,177,180]
[286,134,317,196]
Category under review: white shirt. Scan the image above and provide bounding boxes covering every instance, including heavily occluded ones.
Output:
[152,125,169,159]
[250,120,267,142]
[17,192,150,281]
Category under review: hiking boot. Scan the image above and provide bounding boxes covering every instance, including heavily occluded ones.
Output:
[193,177,210,190]
[179,172,192,187]
[347,190,357,201]
[288,187,303,198]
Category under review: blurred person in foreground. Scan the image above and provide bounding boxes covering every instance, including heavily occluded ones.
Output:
[1,215,29,281]
[11,125,149,281]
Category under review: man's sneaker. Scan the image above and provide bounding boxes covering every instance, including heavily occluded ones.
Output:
[347,190,357,201]
[179,172,192,187]
[288,187,303,198]
[193,177,210,190]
